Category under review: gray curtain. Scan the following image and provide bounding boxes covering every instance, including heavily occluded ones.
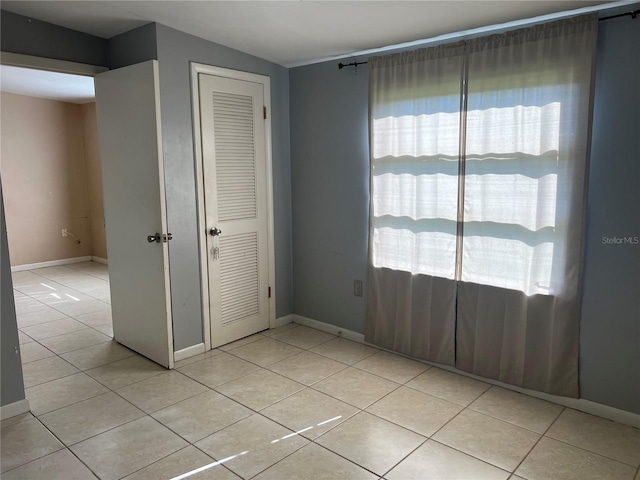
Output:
[366,15,598,397]
[366,269,456,365]
[365,43,467,366]
[456,15,598,398]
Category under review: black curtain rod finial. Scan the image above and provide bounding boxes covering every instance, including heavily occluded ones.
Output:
[338,60,368,70]
[599,9,640,21]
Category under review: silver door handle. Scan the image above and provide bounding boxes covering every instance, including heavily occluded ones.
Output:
[209,228,222,237]
[148,233,173,243]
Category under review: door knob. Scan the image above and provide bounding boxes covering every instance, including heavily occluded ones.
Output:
[209,227,222,237]
[147,233,161,243]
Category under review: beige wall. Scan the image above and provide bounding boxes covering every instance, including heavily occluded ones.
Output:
[80,102,107,260]
[1,92,107,265]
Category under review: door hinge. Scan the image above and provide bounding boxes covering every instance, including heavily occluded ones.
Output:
[263,106,267,120]
[268,286,271,298]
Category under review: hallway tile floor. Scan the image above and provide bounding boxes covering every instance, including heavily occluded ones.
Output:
[2,262,640,479]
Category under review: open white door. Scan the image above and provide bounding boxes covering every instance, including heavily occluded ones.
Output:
[95,60,173,368]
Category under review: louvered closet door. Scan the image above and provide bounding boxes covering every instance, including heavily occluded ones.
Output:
[199,74,270,347]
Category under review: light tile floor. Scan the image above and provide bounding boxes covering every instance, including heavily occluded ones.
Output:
[2,262,640,479]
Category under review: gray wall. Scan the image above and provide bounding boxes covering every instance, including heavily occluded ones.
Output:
[290,62,370,333]
[289,18,640,413]
[1,184,26,407]
[0,10,108,67]
[579,16,640,414]
[109,23,158,69]
[0,14,294,351]
[155,25,293,350]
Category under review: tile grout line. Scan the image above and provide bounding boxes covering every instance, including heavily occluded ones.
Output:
[310,439,388,479]
[225,336,377,370]
[461,387,564,436]
[14,265,640,478]
[35,387,229,478]
[507,405,566,476]
[191,422,310,480]
[120,367,315,479]
[349,365,469,478]
[193,445,254,480]
[407,379,566,475]
[301,372,432,478]
[401,377,487,409]
[22,366,81,391]
[27,328,639,480]
[177,364,308,419]
[538,431,640,469]
[17,281,112,341]
[5,412,102,478]
[22,266,111,304]
[39,400,146,449]
[21,335,112,365]
[14,267,373,477]
[171,335,394,478]
[27,379,108,418]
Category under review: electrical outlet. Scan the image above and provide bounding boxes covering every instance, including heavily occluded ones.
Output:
[61,228,68,238]
[354,279,363,297]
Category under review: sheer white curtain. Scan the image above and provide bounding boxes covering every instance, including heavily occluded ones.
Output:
[367,15,598,396]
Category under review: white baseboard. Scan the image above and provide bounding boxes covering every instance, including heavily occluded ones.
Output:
[274,314,294,328]
[1,399,31,420]
[91,256,108,265]
[293,314,365,344]
[293,315,640,428]
[174,343,205,362]
[427,362,640,429]
[11,256,92,272]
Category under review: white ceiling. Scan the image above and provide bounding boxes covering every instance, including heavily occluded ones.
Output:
[0,65,95,103]
[0,1,625,67]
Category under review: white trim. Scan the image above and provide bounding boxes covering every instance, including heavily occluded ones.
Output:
[293,314,365,344]
[0,399,31,420]
[190,62,277,351]
[292,315,640,428]
[274,314,294,328]
[425,364,640,429]
[0,52,108,76]
[11,256,92,272]
[150,60,175,370]
[174,343,206,363]
[190,63,211,353]
[91,256,108,265]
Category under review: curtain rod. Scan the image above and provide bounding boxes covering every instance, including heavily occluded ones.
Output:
[337,10,638,70]
[338,61,368,69]
[599,9,639,21]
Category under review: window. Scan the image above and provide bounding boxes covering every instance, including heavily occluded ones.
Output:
[367,15,597,397]
[371,62,582,296]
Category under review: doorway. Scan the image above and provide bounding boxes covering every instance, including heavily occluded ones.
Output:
[0,60,117,378]
[191,64,276,349]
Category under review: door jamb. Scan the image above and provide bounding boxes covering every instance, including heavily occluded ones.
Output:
[0,52,108,75]
[190,62,277,353]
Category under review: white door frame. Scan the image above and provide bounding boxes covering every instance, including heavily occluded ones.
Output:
[190,62,277,352]
[0,52,108,76]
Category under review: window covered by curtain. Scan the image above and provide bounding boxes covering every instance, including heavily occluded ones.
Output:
[366,15,598,397]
